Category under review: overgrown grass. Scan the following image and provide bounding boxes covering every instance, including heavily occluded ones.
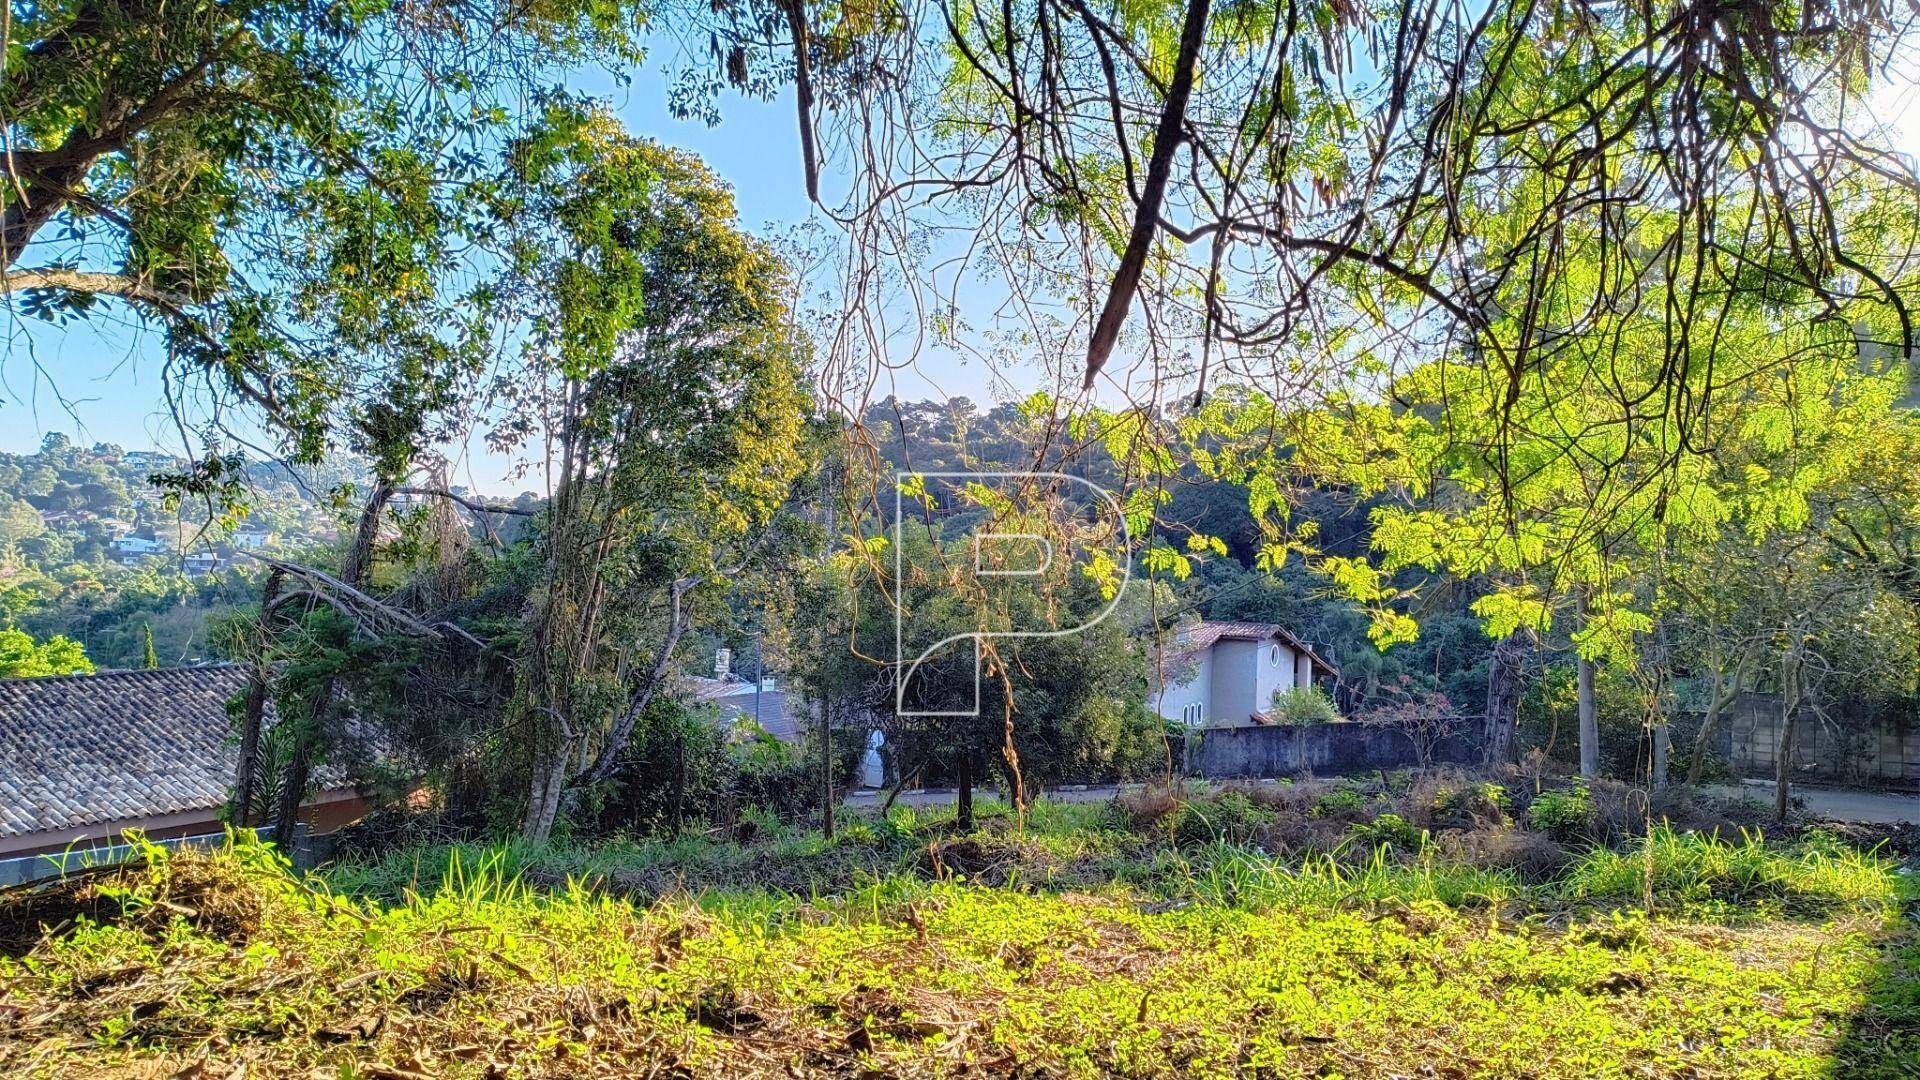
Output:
[1,806,1914,1078]
[1560,824,1898,918]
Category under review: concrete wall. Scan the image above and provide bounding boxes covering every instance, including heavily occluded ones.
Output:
[1718,692,1920,789]
[1190,722,1479,780]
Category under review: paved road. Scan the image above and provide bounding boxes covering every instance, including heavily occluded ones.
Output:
[1722,780,1920,824]
[848,779,1920,824]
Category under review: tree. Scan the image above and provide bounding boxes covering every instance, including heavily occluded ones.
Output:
[0,628,94,678]
[668,0,1918,442]
[3,0,645,463]
[494,107,816,842]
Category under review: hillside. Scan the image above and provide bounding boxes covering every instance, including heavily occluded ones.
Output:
[0,435,360,668]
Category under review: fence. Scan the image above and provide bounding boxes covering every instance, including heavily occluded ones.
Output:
[1188,720,1480,780]
[1718,692,1920,788]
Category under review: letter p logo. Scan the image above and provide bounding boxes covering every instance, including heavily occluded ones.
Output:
[893,471,1131,717]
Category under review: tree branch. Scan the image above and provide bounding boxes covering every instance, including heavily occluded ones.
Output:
[1082,0,1211,389]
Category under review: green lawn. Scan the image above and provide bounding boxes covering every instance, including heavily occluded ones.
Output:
[0,800,1914,1078]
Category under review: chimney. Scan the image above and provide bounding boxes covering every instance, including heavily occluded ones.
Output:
[714,648,732,680]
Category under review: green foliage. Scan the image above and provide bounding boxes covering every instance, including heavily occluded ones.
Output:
[1309,788,1366,818]
[1518,663,1650,777]
[3,0,648,464]
[1269,685,1340,724]
[1561,826,1898,917]
[1170,789,1274,846]
[8,809,1910,1078]
[1527,783,1595,841]
[1347,812,1425,852]
[0,626,93,678]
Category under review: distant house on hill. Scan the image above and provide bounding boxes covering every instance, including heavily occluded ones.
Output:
[182,552,223,576]
[112,535,166,565]
[1149,620,1338,729]
[0,666,377,864]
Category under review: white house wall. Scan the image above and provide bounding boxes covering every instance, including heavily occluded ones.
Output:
[1152,651,1213,727]
[1208,640,1262,725]
[1256,640,1300,717]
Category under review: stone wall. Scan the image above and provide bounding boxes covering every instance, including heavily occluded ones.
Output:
[1189,721,1480,779]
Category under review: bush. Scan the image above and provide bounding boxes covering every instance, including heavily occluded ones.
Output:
[1271,686,1341,724]
[1411,771,1510,830]
[1349,812,1425,852]
[1527,782,1595,841]
[1310,788,1368,819]
[1432,827,1572,883]
[1172,790,1275,845]
[1104,786,1182,831]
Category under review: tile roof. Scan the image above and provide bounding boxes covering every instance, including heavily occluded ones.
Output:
[714,691,799,743]
[692,677,802,743]
[0,665,354,839]
[1149,620,1339,686]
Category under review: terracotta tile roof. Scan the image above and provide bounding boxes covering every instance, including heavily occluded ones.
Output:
[1148,620,1339,686]
[0,665,354,840]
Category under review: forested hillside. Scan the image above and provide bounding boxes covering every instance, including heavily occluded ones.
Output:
[0,434,365,668]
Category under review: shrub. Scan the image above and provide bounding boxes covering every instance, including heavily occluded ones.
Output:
[1527,782,1595,840]
[1432,827,1572,883]
[1172,790,1275,845]
[1310,788,1368,819]
[1349,812,1426,852]
[1271,686,1341,724]
[1415,773,1510,830]
[1104,786,1182,831]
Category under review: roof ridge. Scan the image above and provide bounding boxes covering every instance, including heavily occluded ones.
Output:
[1,662,242,687]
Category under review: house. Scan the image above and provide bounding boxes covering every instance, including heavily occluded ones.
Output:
[182,552,223,576]
[691,675,800,743]
[113,535,167,567]
[0,666,376,863]
[231,528,273,550]
[1150,620,1339,729]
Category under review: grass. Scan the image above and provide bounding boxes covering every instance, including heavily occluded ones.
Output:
[0,803,1914,1078]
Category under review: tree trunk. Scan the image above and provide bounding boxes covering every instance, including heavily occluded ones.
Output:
[819,699,835,839]
[231,569,285,827]
[269,481,391,848]
[271,720,314,857]
[1684,650,1751,787]
[955,755,974,832]
[1577,655,1599,780]
[1483,634,1525,764]
[521,729,571,843]
[1774,647,1801,823]
[573,577,696,788]
[1650,720,1670,790]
